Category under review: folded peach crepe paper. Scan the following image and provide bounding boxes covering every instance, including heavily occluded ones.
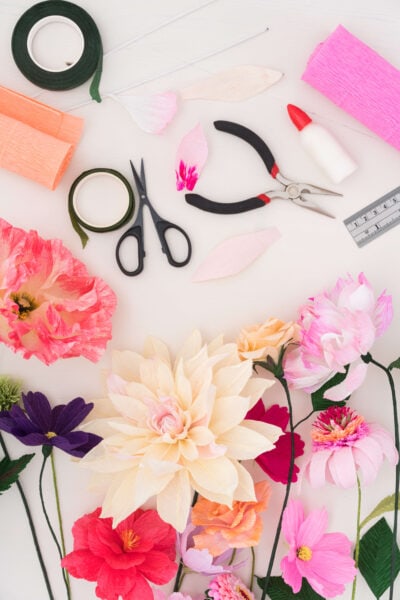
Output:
[0,85,83,189]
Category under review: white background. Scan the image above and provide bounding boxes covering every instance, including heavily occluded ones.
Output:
[0,0,400,598]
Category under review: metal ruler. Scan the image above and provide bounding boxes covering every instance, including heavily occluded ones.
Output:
[344,186,400,247]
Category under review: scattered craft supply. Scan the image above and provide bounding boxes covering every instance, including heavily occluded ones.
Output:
[68,168,135,248]
[0,85,83,189]
[287,103,357,183]
[116,160,192,276]
[344,186,400,247]
[175,123,208,191]
[192,227,281,282]
[110,91,178,134]
[12,0,103,102]
[185,120,339,217]
[302,25,400,151]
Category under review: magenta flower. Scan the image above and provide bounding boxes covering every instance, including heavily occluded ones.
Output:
[0,218,116,365]
[0,391,101,457]
[208,573,255,600]
[304,405,398,488]
[280,499,357,597]
[284,273,392,400]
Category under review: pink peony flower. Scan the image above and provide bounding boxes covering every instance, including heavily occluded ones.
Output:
[0,218,116,364]
[305,405,398,488]
[61,507,177,600]
[283,273,392,400]
[280,499,357,597]
[208,573,255,600]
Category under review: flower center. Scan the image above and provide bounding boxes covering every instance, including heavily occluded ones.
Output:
[297,545,313,561]
[120,529,140,552]
[148,397,186,439]
[11,293,37,320]
[312,406,369,449]
[235,584,253,599]
[45,431,57,439]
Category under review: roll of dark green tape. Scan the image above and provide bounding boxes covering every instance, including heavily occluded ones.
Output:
[12,0,103,102]
[68,168,135,248]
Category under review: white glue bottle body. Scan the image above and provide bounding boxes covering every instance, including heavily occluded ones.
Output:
[287,104,357,183]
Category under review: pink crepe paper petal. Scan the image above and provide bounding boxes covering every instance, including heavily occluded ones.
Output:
[111,92,178,134]
[192,228,281,282]
[323,361,368,401]
[175,123,208,191]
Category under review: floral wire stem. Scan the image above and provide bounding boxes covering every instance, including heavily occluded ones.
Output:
[50,450,71,595]
[351,476,362,600]
[173,491,199,592]
[293,409,316,430]
[0,433,55,600]
[250,546,256,591]
[362,353,399,600]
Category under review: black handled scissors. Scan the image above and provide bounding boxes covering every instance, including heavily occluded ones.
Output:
[185,120,340,218]
[116,160,192,276]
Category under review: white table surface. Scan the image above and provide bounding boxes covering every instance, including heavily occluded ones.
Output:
[1,1,400,598]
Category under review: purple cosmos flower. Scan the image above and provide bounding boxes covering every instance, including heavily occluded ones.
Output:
[0,391,102,457]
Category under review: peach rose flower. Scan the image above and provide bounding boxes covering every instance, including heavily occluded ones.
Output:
[237,318,300,363]
[191,480,270,556]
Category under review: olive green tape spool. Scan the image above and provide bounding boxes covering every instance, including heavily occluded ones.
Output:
[12,0,103,102]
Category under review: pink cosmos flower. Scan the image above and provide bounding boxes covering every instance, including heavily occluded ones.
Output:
[304,406,398,488]
[280,499,357,597]
[208,573,255,600]
[61,507,177,600]
[0,218,116,364]
[283,273,392,400]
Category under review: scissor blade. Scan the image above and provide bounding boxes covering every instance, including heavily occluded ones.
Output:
[300,182,342,197]
[292,196,336,219]
[130,160,146,195]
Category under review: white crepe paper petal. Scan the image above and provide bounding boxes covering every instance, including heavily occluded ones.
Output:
[180,65,283,102]
[175,123,208,191]
[110,91,178,134]
[192,228,281,282]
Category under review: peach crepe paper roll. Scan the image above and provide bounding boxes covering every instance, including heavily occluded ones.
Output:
[0,85,83,189]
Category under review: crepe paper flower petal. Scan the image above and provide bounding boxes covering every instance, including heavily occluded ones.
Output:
[111,91,178,134]
[208,573,255,600]
[323,361,368,401]
[180,65,283,102]
[192,228,281,282]
[175,123,208,191]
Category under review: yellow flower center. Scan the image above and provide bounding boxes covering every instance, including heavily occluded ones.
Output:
[11,293,38,320]
[235,584,253,599]
[297,545,313,561]
[45,432,57,439]
[120,529,140,552]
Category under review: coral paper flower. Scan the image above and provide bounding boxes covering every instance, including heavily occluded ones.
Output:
[0,391,102,458]
[191,480,270,556]
[237,318,299,363]
[207,573,255,600]
[305,405,398,488]
[284,273,392,400]
[81,331,281,531]
[280,499,357,597]
[0,218,116,365]
[61,507,177,600]
[246,400,304,483]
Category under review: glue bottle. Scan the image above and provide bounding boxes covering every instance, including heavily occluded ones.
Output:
[287,104,357,183]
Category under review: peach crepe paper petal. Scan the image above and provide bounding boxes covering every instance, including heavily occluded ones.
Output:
[175,123,208,191]
[0,85,83,189]
[192,228,281,282]
[111,91,178,134]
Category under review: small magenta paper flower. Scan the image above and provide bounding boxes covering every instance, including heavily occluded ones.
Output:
[208,573,255,600]
[284,273,392,400]
[0,391,102,458]
[304,405,398,488]
[280,499,357,597]
[0,217,116,365]
[62,507,177,600]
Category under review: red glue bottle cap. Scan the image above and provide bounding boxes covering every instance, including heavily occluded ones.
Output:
[287,104,312,131]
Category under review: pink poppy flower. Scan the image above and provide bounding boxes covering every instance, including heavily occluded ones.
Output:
[246,400,305,483]
[208,573,255,600]
[280,499,357,597]
[0,218,116,364]
[62,507,177,600]
[304,406,398,488]
[284,273,392,400]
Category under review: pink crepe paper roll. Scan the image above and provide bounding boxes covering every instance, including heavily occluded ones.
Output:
[302,25,400,151]
[0,85,83,189]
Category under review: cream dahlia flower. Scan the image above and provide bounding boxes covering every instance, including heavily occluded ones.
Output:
[81,331,281,531]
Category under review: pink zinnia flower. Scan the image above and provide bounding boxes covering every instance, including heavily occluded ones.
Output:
[305,406,398,488]
[0,218,116,364]
[280,499,357,597]
[208,573,255,600]
[62,507,177,600]
[284,273,392,400]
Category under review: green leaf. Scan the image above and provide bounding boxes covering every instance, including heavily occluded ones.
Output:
[358,517,400,598]
[388,357,400,371]
[256,575,325,599]
[360,494,398,530]
[0,453,34,495]
[311,366,349,411]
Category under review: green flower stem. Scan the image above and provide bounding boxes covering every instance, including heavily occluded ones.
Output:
[228,548,237,565]
[250,546,256,591]
[351,476,362,600]
[50,450,71,596]
[293,409,315,430]
[363,354,399,600]
[261,376,295,600]
[173,491,199,592]
[0,433,55,600]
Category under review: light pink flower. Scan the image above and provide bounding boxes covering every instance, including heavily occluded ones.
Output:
[208,573,255,600]
[280,499,357,597]
[153,592,194,600]
[0,218,116,364]
[284,273,392,400]
[175,124,208,191]
[305,406,398,488]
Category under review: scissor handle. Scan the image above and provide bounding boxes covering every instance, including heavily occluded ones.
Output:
[115,224,145,276]
[185,193,270,214]
[155,219,192,267]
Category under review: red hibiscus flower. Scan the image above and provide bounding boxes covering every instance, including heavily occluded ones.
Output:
[62,507,178,600]
[246,400,304,483]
